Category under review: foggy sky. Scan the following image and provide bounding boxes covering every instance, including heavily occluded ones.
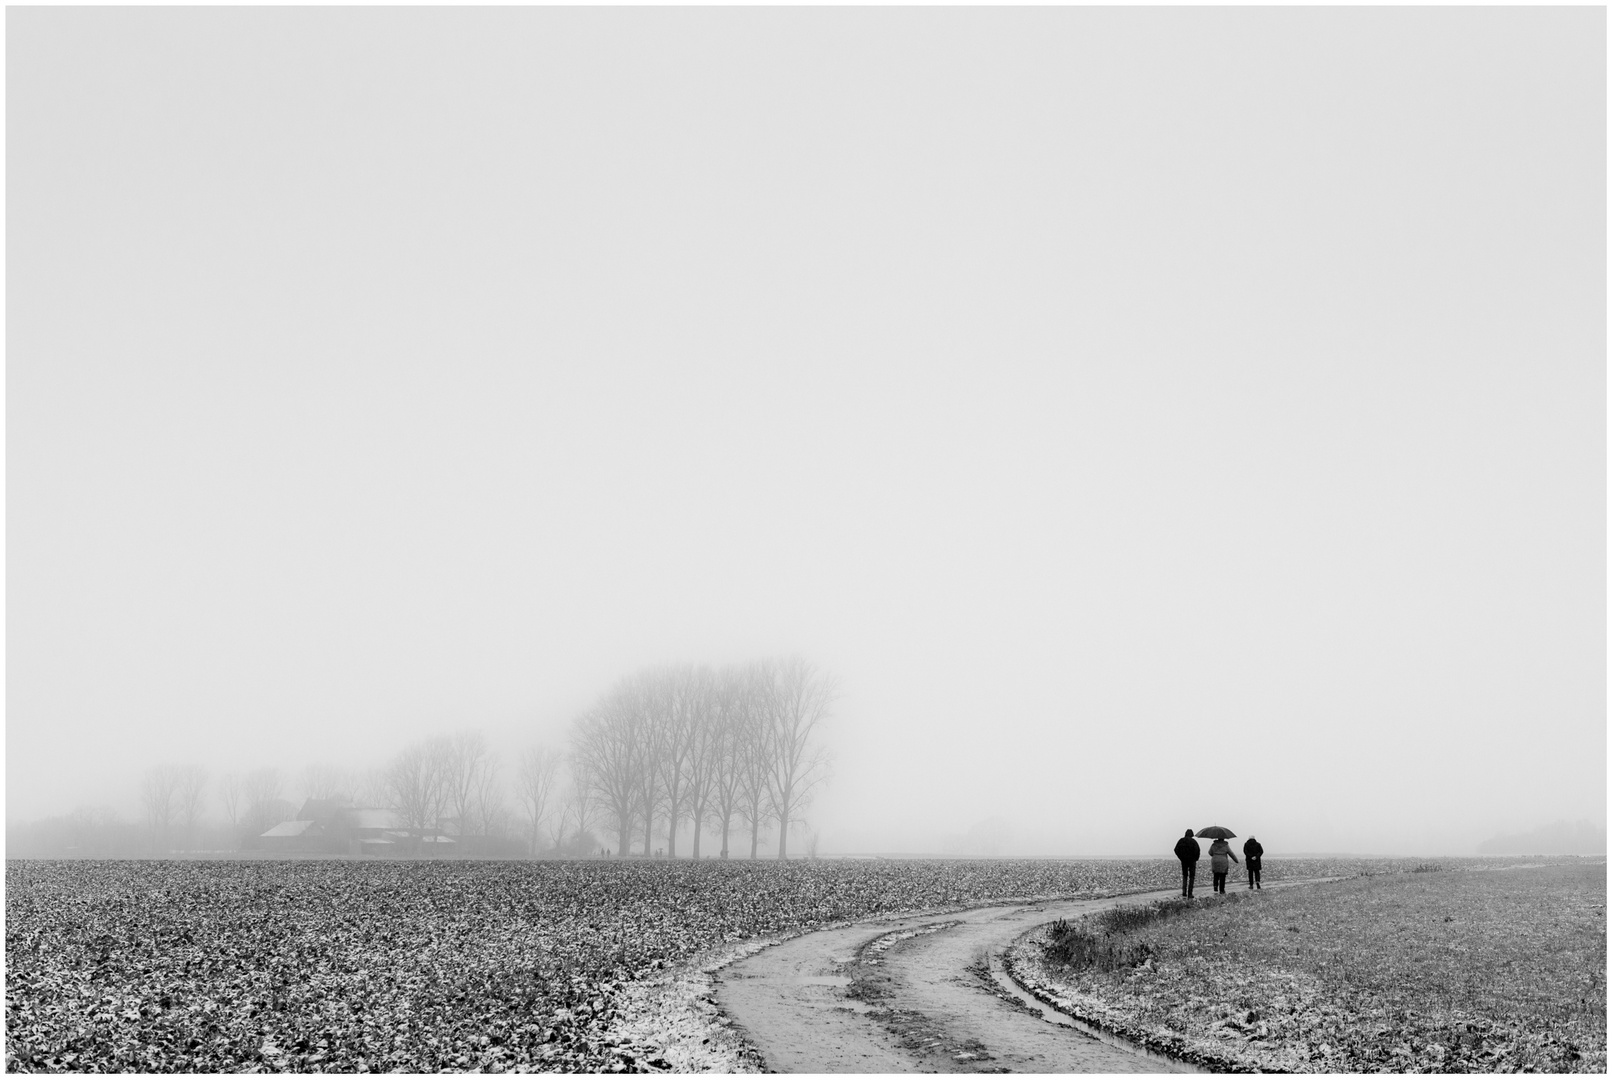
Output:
[8,7,1605,856]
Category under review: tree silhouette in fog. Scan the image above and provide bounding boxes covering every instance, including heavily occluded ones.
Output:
[571,657,835,859]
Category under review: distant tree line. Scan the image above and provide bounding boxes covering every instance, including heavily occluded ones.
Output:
[7,656,835,860]
[571,657,836,860]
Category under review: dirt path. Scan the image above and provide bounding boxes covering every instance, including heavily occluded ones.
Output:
[713,888,1200,1073]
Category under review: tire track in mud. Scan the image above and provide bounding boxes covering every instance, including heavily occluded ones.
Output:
[712,890,1198,1073]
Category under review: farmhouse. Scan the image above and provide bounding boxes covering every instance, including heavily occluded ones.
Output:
[257,799,414,856]
[258,818,323,852]
[256,797,527,856]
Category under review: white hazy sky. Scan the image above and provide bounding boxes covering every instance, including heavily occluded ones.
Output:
[8,7,1605,856]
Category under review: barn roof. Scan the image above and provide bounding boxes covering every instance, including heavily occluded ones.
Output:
[261,819,316,838]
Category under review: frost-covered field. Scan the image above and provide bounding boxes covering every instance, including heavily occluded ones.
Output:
[6,855,1487,1072]
[1010,859,1606,1074]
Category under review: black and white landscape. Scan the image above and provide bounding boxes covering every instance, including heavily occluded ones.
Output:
[6,7,1604,1074]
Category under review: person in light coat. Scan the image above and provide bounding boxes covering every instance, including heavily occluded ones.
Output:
[1208,837,1238,894]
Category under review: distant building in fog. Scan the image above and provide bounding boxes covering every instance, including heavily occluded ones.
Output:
[255,798,417,855]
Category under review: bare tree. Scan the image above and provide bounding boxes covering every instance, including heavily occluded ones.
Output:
[480,799,512,851]
[353,768,390,809]
[681,665,725,858]
[627,673,667,857]
[514,744,562,856]
[566,657,837,861]
[384,738,452,855]
[218,772,244,833]
[652,665,703,859]
[572,681,649,856]
[736,663,777,859]
[141,764,182,853]
[442,730,492,847]
[546,785,573,853]
[558,778,597,854]
[706,665,752,859]
[470,752,506,851]
[763,656,835,859]
[243,768,287,835]
[175,765,208,851]
[300,763,354,803]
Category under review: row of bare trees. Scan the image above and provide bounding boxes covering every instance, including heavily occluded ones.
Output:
[570,657,835,860]
[86,657,835,859]
[138,763,208,851]
[379,731,530,854]
[134,764,303,852]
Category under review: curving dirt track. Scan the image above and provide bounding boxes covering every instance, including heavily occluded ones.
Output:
[713,888,1201,1073]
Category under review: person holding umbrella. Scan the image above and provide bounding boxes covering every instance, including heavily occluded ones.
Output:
[1197,826,1238,894]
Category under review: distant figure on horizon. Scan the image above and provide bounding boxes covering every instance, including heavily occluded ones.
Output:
[1174,829,1201,898]
[1243,836,1264,890]
[1208,836,1238,894]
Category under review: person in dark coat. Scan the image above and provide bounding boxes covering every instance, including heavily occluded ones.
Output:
[1243,836,1264,889]
[1173,829,1201,898]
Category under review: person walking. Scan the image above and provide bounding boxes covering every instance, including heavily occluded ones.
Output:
[1208,836,1238,894]
[1243,836,1264,889]
[1173,829,1201,898]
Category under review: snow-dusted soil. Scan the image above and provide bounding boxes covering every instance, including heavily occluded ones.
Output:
[606,939,778,1073]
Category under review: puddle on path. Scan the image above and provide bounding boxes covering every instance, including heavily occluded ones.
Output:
[791,975,851,987]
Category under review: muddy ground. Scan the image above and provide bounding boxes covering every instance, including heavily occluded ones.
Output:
[712,890,1203,1073]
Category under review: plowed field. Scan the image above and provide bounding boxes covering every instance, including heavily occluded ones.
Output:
[5,856,1487,1072]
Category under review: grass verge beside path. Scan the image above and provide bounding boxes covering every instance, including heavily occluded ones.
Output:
[1008,860,1606,1074]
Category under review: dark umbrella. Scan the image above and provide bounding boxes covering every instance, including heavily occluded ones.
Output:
[1196,826,1236,839]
